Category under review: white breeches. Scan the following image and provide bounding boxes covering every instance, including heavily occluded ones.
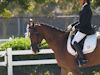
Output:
[72,31,86,45]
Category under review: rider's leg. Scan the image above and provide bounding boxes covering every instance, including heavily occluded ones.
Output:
[72,31,86,45]
[72,31,87,64]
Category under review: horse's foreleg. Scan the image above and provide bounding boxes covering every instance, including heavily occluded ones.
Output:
[60,68,76,75]
[60,68,67,75]
[60,68,75,75]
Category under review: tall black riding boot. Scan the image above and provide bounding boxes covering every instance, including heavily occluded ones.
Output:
[73,41,88,65]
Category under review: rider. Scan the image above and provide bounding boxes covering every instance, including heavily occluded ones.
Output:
[25,18,33,37]
[68,0,95,64]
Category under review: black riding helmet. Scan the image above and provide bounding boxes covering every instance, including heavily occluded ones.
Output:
[86,0,91,5]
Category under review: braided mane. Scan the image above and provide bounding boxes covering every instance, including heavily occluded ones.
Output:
[35,23,65,33]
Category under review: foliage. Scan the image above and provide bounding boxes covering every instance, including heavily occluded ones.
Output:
[91,0,100,8]
[0,37,48,51]
[0,37,30,50]
[0,0,99,17]
[91,0,99,9]
[0,0,33,17]
[0,64,60,75]
[40,39,49,49]
[0,8,13,18]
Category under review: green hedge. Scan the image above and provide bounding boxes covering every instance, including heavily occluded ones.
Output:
[0,37,49,51]
[0,37,58,75]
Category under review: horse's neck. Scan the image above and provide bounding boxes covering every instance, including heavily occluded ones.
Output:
[38,25,68,51]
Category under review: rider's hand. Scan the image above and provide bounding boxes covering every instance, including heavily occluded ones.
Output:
[72,26,75,31]
[67,25,72,31]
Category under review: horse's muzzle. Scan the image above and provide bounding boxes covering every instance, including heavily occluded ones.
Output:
[31,43,39,53]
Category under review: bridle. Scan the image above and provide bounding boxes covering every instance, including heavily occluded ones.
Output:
[29,25,42,52]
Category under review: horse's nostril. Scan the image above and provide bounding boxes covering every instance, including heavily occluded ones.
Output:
[31,43,39,53]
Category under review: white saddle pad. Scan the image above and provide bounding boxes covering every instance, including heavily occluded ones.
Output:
[67,32,97,56]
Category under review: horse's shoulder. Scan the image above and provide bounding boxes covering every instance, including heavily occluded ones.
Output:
[97,35,100,44]
[97,36,100,40]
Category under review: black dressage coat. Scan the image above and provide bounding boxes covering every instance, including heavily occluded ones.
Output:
[78,3,95,35]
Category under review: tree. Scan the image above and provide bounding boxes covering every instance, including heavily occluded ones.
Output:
[0,0,33,17]
[0,0,99,17]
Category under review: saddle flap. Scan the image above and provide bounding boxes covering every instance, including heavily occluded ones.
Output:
[67,32,97,56]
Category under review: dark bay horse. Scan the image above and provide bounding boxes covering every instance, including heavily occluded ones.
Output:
[29,23,100,75]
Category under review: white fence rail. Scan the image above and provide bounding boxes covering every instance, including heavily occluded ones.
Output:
[0,48,57,75]
[0,39,9,42]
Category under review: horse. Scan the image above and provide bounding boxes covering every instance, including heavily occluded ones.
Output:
[29,23,100,75]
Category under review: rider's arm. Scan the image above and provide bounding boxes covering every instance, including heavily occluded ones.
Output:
[71,21,79,27]
[67,21,79,31]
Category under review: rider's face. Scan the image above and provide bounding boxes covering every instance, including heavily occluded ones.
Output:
[80,0,85,6]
